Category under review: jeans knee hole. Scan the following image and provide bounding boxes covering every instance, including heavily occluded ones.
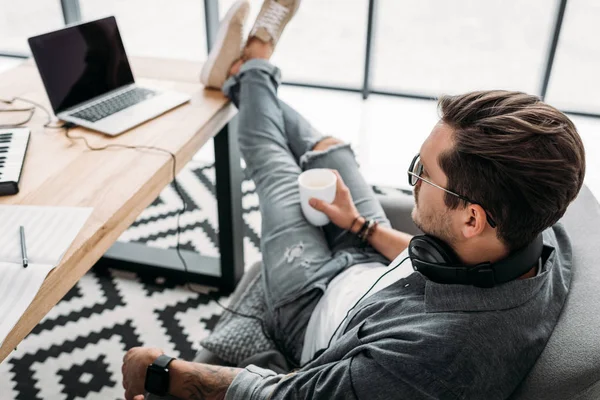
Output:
[283,242,305,264]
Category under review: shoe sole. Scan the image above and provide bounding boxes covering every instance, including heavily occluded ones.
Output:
[200,0,249,86]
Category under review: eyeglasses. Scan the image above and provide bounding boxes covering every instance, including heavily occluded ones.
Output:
[407,154,497,228]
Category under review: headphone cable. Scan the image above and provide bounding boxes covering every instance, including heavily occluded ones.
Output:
[324,256,410,352]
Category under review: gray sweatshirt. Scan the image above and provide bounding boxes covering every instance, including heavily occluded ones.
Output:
[225,223,571,399]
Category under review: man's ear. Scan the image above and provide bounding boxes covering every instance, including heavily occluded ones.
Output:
[461,204,487,239]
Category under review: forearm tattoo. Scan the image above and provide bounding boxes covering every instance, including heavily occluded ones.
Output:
[180,364,241,400]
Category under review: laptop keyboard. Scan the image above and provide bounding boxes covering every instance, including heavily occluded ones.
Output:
[71,87,157,123]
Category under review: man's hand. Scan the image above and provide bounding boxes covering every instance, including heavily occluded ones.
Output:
[122,346,163,400]
[309,170,360,230]
[123,346,243,400]
[310,169,414,261]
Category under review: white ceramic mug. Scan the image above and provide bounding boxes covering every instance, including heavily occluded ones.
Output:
[298,168,337,226]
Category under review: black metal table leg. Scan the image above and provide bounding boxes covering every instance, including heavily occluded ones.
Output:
[98,121,245,294]
[213,121,245,292]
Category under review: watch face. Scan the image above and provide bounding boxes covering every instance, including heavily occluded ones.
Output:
[145,365,170,396]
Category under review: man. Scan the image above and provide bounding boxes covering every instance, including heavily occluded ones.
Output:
[122,0,586,399]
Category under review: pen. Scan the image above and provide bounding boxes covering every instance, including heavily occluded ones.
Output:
[20,226,28,268]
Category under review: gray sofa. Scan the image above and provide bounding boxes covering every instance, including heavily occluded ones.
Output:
[195,186,600,399]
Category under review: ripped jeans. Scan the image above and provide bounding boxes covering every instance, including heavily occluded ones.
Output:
[222,60,391,364]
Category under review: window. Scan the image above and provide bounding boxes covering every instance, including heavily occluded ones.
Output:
[0,0,64,54]
[545,0,600,113]
[371,0,557,96]
[80,0,208,60]
[219,0,368,87]
[1,0,598,118]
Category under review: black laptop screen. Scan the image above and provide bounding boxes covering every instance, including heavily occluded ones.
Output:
[28,16,135,113]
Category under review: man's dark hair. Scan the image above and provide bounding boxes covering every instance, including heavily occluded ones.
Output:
[438,90,586,250]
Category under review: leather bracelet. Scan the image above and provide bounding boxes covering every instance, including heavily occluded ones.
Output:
[358,219,374,248]
[360,219,375,241]
[348,216,361,233]
[356,218,370,239]
[365,220,379,240]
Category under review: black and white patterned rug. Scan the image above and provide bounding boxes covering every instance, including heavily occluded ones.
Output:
[0,160,407,400]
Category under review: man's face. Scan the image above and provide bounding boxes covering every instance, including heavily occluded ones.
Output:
[411,121,459,244]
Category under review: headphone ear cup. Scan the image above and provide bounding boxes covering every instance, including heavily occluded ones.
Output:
[409,235,460,266]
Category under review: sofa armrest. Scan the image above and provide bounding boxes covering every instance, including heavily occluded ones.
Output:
[376,193,421,235]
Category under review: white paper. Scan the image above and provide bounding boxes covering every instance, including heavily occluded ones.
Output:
[0,262,54,346]
[0,205,92,346]
[0,205,92,265]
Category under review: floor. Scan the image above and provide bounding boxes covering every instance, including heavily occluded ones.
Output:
[1,56,599,200]
[0,159,263,400]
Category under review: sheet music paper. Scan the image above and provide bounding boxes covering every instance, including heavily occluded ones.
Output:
[0,206,92,265]
[0,205,92,346]
[0,263,55,346]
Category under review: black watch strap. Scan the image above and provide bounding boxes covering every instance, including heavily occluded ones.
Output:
[145,354,176,396]
[153,354,176,369]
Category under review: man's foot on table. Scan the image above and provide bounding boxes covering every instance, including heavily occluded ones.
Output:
[227,0,301,78]
[200,0,250,89]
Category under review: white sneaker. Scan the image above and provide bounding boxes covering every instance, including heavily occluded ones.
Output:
[200,0,250,89]
[249,0,301,46]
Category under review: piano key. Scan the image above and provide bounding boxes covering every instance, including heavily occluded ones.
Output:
[0,169,25,177]
[1,143,27,154]
[0,154,27,164]
[0,128,29,192]
[0,162,25,169]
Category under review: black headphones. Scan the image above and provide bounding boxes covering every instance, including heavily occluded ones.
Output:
[408,234,544,288]
[310,234,544,369]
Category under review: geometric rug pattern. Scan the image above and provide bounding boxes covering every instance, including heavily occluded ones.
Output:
[0,160,408,400]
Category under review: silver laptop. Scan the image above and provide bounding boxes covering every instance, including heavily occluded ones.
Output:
[28,16,190,136]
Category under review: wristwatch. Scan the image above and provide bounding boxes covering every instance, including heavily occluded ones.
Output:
[145,354,176,397]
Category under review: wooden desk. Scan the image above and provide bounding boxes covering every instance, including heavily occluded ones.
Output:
[0,57,245,363]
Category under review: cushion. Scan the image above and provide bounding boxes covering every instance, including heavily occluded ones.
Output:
[200,270,275,365]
